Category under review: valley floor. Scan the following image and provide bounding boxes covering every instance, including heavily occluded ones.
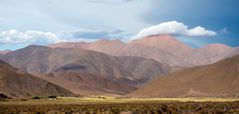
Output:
[1,97,239,114]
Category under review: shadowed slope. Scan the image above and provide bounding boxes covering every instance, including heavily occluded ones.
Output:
[0,60,74,98]
[38,72,136,95]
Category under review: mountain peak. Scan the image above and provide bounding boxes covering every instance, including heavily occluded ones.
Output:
[24,45,49,50]
[48,42,89,48]
[131,34,188,47]
[130,34,193,55]
[0,50,11,54]
[132,34,177,43]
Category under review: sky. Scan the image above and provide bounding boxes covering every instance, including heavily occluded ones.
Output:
[0,0,238,50]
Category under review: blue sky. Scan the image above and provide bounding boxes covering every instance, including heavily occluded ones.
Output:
[0,0,238,50]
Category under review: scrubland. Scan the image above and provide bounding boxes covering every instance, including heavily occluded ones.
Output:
[1,97,239,114]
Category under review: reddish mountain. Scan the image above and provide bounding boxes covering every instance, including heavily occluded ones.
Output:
[0,60,74,98]
[118,35,193,67]
[48,35,193,67]
[48,35,239,68]
[130,34,194,57]
[87,39,127,55]
[129,35,239,67]
[186,44,232,66]
[128,54,239,98]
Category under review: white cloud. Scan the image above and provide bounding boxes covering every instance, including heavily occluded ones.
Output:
[0,29,64,44]
[0,29,132,45]
[188,26,216,36]
[132,21,217,40]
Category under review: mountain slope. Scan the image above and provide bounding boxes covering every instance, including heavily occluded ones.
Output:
[0,60,74,98]
[37,72,136,95]
[0,45,170,95]
[87,39,127,55]
[128,54,239,98]
[187,44,232,66]
[117,43,193,67]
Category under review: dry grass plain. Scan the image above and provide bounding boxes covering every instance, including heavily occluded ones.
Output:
[1,97,239,114]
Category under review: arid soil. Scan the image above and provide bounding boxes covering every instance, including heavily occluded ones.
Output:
[1,100,239,114]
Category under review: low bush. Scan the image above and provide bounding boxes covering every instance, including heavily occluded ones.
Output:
[48,96,57,99]
[32,96,41,99]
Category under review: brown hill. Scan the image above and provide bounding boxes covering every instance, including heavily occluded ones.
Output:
[128,54,239,98]
[0,60,74,98]
[0,45,170,95]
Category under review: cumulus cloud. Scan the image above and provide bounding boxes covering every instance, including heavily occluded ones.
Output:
[132,21,217,40]
[0,29,64,45]
[0,29,131,46]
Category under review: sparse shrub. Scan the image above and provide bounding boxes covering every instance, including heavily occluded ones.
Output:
[1,100,239,113]
[32,96,40,99]
[48,96,57,99]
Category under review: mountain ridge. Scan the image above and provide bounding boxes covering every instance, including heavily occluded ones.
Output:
[48,34,238,67]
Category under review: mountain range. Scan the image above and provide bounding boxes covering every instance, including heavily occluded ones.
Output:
[49,35,239,68]
[1,34,239,98]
